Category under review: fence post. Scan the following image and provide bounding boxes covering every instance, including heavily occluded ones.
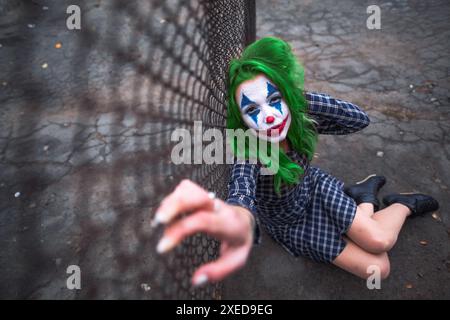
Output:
[245,0,256,45]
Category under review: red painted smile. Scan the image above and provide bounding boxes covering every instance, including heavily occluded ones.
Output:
[266,115,289,137]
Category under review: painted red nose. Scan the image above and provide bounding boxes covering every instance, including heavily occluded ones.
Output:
[266,116,275,124]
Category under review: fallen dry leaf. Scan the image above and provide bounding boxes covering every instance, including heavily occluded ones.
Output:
[432,213,441,221]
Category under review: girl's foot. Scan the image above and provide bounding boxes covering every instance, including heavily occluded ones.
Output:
[382,193,439,217]
[344,174,386,211]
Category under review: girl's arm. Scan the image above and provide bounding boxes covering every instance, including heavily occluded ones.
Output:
[225,161,262,245]
[305,91,370,135]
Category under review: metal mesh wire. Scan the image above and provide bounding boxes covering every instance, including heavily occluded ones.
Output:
[0,0,255,299]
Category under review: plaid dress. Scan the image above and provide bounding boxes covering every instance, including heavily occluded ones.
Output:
[226,91,370,263]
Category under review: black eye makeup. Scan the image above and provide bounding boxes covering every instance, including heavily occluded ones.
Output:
[245,105,259,114]
[269,95,281,104]
[267,91,281,103]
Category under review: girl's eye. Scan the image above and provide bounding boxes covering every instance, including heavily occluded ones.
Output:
[270,96,281,104]
[246,106,258,114]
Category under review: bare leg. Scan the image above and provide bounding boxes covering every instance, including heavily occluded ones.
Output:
[371,203,410,236]
[358,203,374,217]
[333,237,390,279]
[346,203,411,254]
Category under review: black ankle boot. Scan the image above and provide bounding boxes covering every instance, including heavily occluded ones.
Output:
[344,174,386,211]
[382,193,439,217]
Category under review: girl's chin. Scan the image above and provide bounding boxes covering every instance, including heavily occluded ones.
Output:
[265,134,288,143]
[250,129,288,143]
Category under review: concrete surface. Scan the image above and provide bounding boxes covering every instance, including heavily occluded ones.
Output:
[0,0,449,300]
[222,0,450,299]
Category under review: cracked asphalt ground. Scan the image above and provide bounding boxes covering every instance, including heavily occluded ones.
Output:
[0,0,449,299]
[223,0,450,299]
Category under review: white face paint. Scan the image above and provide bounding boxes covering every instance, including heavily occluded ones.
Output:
[236,74,291,143]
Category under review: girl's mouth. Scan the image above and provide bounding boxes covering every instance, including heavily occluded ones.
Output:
[266,115,289,137]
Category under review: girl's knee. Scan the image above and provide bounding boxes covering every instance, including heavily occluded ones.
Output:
[378,256,391,279]
[366,255,390,280]
[366,231,397,254]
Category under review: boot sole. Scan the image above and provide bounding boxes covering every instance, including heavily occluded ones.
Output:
[399,192,422,195]
[356,174,377,184]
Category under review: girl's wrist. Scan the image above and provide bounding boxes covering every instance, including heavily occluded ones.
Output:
[241,209,256,243]
[230,205,256,243]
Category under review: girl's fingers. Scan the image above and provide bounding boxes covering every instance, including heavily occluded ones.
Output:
[153,186,254,286]
[191,246,250,285]
[156,211,227,254]
[152,179,214,226]
[220,242,231,255]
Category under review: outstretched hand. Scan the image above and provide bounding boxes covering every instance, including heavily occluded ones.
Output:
[152,179,254,286]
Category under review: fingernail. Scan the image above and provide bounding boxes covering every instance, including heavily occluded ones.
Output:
[156,237,175,254]
[193,274,208,287]
[150,217,160,228]
[150,213,165,228]
[153,212,169,226]
[207,192,216,200]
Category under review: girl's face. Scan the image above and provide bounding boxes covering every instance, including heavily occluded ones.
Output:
[235,74,291,143]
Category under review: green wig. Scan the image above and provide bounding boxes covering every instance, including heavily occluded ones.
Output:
[227,36,318,192]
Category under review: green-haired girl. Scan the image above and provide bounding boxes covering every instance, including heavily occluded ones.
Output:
[153,37,439,286]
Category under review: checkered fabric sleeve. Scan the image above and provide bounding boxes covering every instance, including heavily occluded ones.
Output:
[305,91,370,135]
[225,161,262,245]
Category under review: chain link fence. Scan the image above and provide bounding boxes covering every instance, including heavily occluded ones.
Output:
[0,0,255,299]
